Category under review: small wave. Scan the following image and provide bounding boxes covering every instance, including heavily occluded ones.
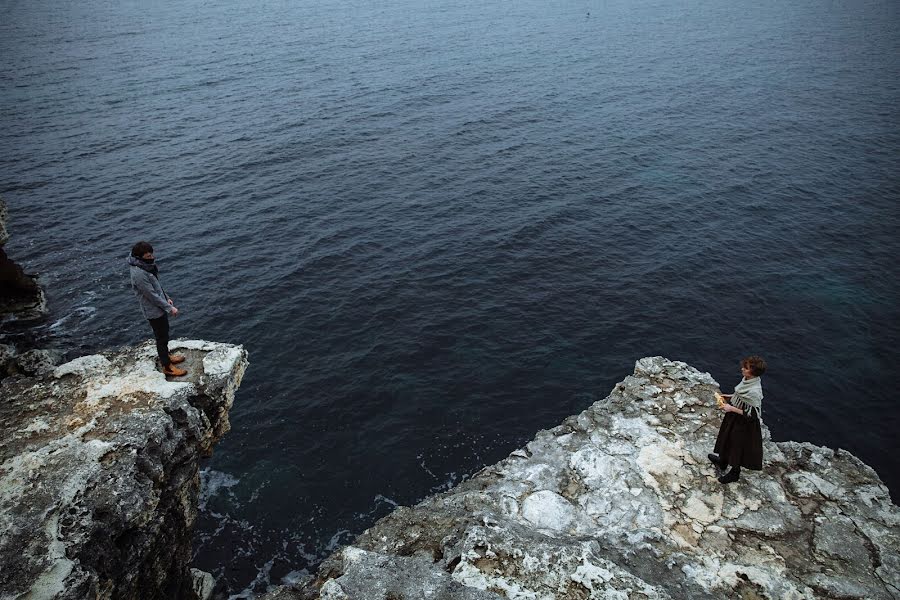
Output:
[46,305,97,332]
[227,556,275,600]
[279,570,310,586]
[225,540,333,600]
[428,471,466,495]
[418,452,474,496]
[198,468,240,511]
[355,494,397,518]
[417,453,438,479]
[326,529,352,553]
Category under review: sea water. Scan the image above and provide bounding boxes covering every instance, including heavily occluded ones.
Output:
[2,0,898,594]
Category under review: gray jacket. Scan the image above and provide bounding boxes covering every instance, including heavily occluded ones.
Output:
[128,256,173,320]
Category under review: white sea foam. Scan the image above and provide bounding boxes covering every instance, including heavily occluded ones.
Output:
[198,469,240,511]
[228,555,275,600]
[373,494,398,508]
[47,305,97,332]
[279,570,310,585]
[326,529,351,552]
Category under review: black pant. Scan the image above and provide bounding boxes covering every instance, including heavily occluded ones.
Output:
[148,314,170,367]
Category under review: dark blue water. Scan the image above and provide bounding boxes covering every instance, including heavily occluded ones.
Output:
[2,0,899,595]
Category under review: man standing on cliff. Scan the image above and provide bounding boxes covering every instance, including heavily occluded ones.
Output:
[128,241,187,377]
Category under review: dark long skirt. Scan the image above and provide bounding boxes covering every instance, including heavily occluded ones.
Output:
[714,411,763,470]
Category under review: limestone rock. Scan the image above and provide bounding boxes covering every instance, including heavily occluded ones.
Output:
[14,348,63,377]
[322,547,503,600]
[0,339,249,600]
[270,357,899,600]
[0,346,64,380]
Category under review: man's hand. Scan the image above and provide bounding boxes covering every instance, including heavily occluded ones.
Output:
[171,307,179,317]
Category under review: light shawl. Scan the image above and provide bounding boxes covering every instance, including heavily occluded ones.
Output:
[732,376,763,417]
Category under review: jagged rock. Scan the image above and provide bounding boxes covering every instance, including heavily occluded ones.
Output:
[318,548,504,600]
[0,346,63,380]
[0,197,47,320]
[0,339,249,600]
[14,348,63,377]
[268,357,899,600]
[190,568,216,600]
[0,343,17,376]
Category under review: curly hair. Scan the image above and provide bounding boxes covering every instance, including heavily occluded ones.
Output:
[742,355,767,377]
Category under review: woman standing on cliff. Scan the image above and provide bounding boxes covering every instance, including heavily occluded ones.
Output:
[708,356,767,484]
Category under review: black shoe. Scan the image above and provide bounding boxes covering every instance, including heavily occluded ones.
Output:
[708,454,728,475]
[718,468,740,484]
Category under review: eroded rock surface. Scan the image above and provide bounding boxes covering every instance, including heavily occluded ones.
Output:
[0,339,248,600]
[0,345,64,379]
[269,357,899,600]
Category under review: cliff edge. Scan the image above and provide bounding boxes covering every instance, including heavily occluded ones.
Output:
[268,357,899,600]
[0,339,249,600]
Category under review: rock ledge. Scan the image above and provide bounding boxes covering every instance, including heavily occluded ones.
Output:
[270,357,899,600]
[0,339,249,599]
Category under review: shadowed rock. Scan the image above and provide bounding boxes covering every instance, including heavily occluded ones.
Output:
[0,339,249,599]
[266,357,899,600]
[0,198,47,321]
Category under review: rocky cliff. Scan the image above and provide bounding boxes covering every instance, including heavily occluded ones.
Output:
[0,198,47,321]
[266,357,899,600]
[0,339,249,600]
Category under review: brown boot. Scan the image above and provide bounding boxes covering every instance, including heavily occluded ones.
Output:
[168,354,186,364]
[163,364,187,377]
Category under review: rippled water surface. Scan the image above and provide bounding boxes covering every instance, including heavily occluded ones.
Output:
[2,0,899,595]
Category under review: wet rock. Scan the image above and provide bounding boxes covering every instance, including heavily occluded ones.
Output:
[0,339,249,600]
[190,568,216,600]
[0,197,47,321]
[0,343,17,376]
[270,357,899,600]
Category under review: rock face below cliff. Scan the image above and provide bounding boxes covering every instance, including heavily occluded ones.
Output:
[271,357,899,600]
[0,198,47,321]
[0,339,248,600]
